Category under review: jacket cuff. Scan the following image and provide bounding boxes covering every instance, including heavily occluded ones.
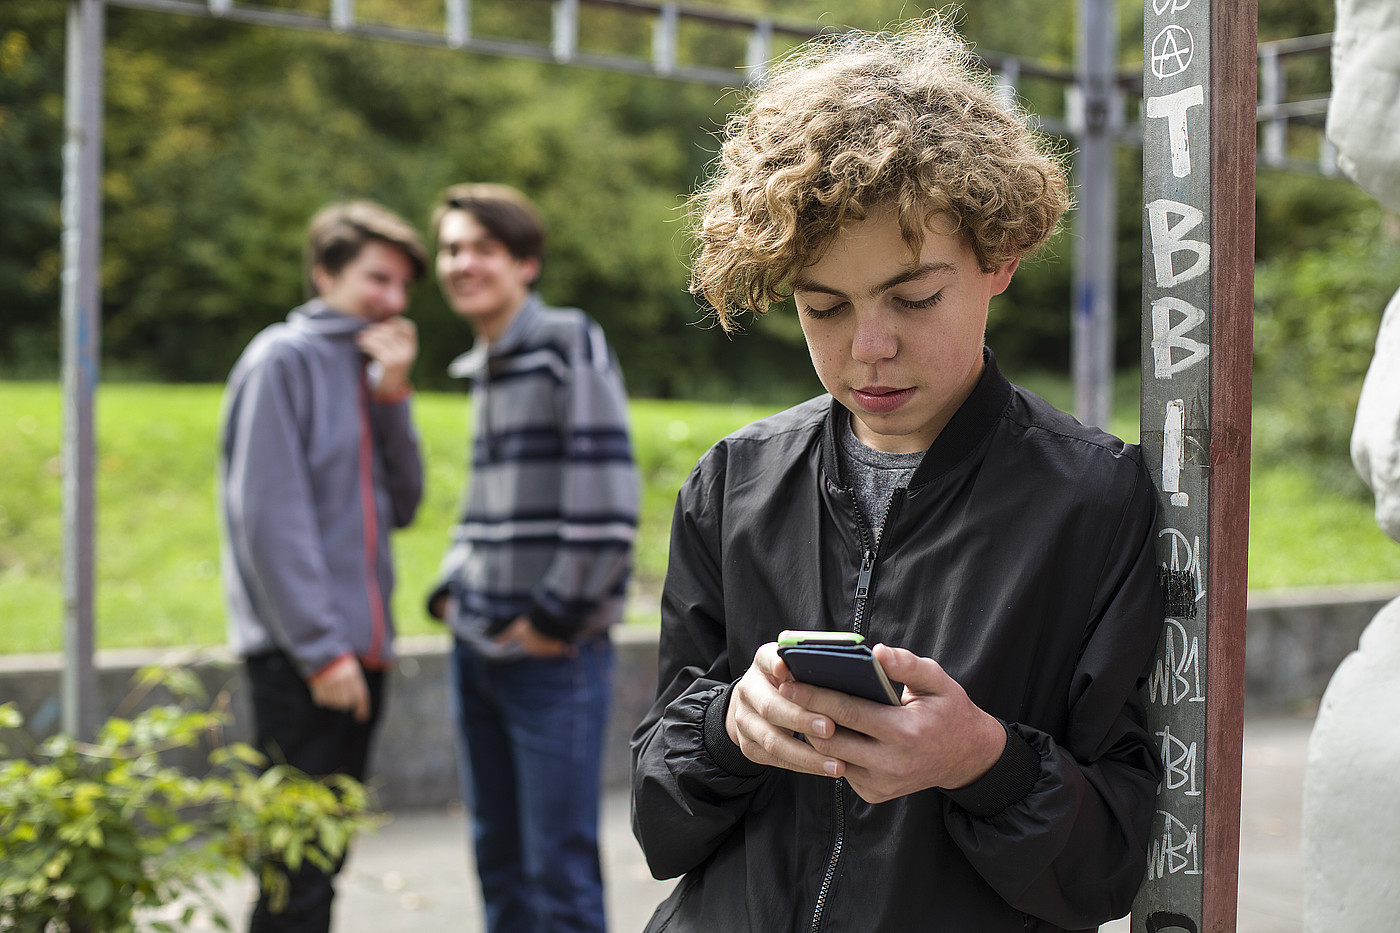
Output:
[702,683,766,778]
[943,721,1041,818]
[370,381,414,405]
[308,652,357,685]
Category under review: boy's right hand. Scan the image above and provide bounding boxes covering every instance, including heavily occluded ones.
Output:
[309,655,371,723]
[492,615,575,658]
[725,642,847,778]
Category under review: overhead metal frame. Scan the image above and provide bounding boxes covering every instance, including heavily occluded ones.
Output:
[107,0,826,85]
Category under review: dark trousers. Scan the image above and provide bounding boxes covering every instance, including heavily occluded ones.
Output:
[244,650,386,933]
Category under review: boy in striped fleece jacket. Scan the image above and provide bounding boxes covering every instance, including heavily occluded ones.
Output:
[427,183,639,933]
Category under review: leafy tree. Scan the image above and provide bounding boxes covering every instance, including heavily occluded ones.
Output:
[0,0,1376,415]
[0,2,65,377]
[1253,186,1400,484]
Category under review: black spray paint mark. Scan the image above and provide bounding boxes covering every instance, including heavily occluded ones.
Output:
[1146,910,1199,933]
[1160,565,1199,619]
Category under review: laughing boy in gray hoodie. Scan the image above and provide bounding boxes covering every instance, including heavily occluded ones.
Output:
[217,200,427,933]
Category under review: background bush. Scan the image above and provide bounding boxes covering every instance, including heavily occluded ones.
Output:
[1253,186,1400,487]
[0,668,376,933]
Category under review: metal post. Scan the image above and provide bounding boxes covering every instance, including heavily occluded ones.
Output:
[445,0,470,49]
[994,57,1020,111]
[1072,0,1116,429]
[60,0,105,742]
[1133,0,1253,929]
[552,0,578,63]
[1259,44,1284,167]
[744,19,772,82]
[653,3,678,75]
[331,0,353,32]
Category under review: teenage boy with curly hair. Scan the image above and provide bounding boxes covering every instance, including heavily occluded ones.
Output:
[630,16,1164,932]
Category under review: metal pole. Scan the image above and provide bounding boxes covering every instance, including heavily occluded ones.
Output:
[331,0,353,32]
[1258,44,1285,167]
[61,0,105,742]
[552,0,578,63]
[744,20,772,82]
[445,0,469,49]
[652,3,678,75]
[1072,0,1116,429]
[1133,0,1253,928]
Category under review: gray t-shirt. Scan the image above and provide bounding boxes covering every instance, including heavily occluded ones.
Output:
[837,416,925,546]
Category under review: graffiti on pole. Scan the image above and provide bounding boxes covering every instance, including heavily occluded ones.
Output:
[1135,0,1212,929]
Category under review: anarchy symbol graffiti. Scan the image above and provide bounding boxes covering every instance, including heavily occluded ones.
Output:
[1152,0,1192,14]
[1151,25,1194,79]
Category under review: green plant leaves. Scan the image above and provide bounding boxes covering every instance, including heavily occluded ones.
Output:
[0,666,377,931]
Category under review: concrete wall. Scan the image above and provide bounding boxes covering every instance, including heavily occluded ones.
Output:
[0,627,657,811]
[1243,583,1400,713]
[2,585,1395,810]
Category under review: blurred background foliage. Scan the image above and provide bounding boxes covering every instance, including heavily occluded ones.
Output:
[6,0,1400,651]
[2,0,1398,470]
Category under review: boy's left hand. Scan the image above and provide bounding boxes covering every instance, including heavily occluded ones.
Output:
[780,644,1007,804]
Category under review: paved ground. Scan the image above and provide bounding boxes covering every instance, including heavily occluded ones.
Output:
[199,712,1314,932]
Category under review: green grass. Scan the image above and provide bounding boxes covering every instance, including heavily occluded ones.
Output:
[3,380,1397,654]
[1248,463,1400,588]
[0,382,769,654]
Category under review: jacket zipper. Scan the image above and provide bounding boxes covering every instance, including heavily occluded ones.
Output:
[809,777,847,933]
[852,548,876,636]
[357,368,388,665]
[809,490,898,932]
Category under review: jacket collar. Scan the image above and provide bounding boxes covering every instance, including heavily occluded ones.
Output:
[446,294,543,380]
[821,348,1013,488]
[286,298,369,337]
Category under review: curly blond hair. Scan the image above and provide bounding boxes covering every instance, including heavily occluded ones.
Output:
[691,14,1071,330]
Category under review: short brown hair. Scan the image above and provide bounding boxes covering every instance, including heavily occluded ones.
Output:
[691,13,1072,331]
[304,200,428,297]
[431,183,547,265]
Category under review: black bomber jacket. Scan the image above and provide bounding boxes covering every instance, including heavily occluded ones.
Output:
[630,352,1165,933]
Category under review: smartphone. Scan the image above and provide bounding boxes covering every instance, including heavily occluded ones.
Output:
[776,630,902,705]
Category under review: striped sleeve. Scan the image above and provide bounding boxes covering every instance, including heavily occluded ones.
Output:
[527,316,640,639]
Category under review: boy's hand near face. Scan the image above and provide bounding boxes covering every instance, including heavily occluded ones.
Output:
[358,316,418,400]
[729,643,1008,804]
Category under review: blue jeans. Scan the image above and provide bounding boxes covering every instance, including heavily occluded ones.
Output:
[449,635,613,933]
